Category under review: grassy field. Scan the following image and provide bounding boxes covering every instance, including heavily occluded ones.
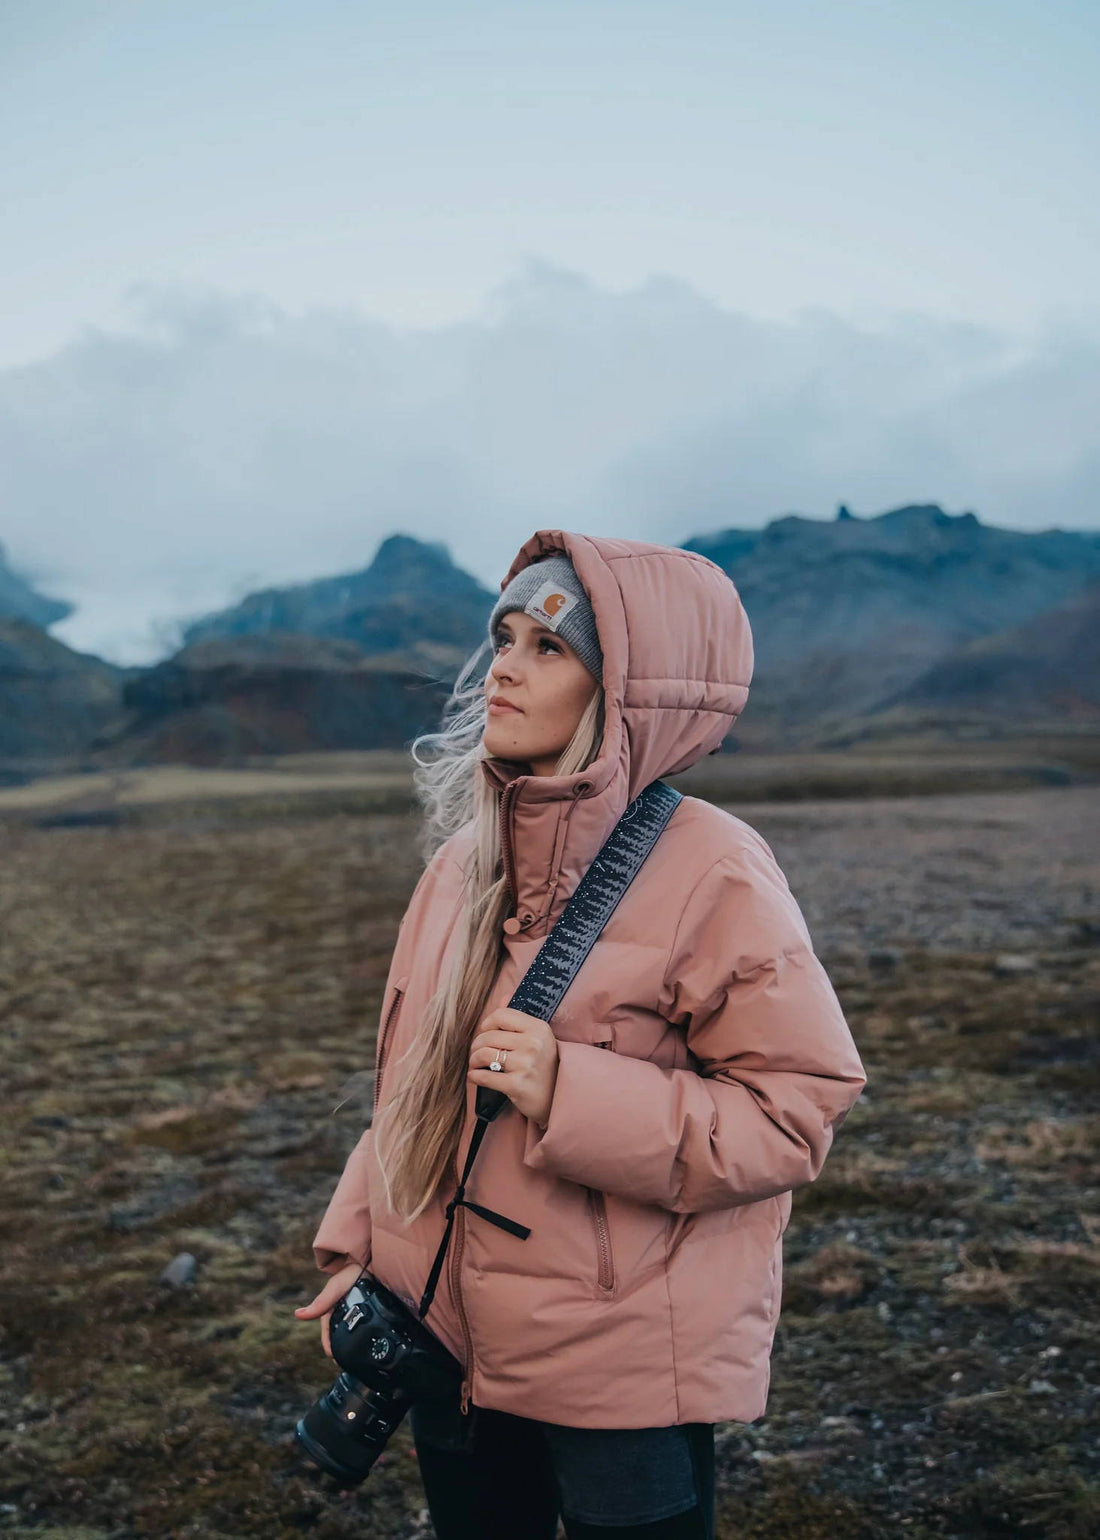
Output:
[0,771,1097,1538]
[0,731,1097,831]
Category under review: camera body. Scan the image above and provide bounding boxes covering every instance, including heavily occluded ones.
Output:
[295,1271,464,1486]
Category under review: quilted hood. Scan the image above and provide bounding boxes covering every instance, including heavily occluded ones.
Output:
[479,530,754,935]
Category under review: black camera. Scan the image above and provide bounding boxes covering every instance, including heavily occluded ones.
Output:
[295,1271,465,1486]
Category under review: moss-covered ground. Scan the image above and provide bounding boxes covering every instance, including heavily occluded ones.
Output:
[0,782,1096,1538]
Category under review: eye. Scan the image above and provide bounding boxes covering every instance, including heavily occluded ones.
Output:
[491,632,561,655]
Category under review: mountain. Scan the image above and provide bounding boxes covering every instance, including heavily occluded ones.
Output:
[5,509,1099,772]
[0,541,73,629]
[86,632,453,767]
[0,619,126,775]
[879,579,1100,724]
[181,532,497,677]
[683,504,1100,742]
[88,532,491,765]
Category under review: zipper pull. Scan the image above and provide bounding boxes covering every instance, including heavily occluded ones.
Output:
[460,1377,471,1416]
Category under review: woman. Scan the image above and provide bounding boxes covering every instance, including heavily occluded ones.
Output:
[295,530,867,1538]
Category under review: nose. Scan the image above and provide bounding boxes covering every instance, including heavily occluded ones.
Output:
[489,648,521,684]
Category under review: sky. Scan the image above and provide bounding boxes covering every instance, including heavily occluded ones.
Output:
[1,0,1097,663]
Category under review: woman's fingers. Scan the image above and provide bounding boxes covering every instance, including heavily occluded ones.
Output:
[295,1262,363,1360]
[469,1032,520,1061]
[470,1009,536,1047]
[469,1039,529,1069]
[468,1012,558,1124]
[291,1275,346,1324]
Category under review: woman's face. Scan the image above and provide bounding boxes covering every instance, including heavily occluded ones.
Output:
[483,610,600,776]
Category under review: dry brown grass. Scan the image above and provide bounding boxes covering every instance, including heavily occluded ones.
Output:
[1,782,1098,1538]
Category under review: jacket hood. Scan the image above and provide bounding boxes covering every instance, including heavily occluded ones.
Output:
[478,530,754,937]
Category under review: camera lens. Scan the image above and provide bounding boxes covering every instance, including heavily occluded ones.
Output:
[295,1373,410,1487]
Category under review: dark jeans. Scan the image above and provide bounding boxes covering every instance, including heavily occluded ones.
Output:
[410,1397,715,1539]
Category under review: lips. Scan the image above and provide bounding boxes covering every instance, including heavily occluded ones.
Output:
[489,696,522,713]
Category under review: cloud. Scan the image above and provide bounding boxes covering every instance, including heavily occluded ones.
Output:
[0,259,1096,664]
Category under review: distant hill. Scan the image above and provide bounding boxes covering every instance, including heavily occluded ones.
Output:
[88,532,491,765]
[0,540,73,629]
[880,579,1100,724]
[181,532,497,677]
[5,507,1100,771]
[86,632,453,768]
[684,503,1100,743]
[0,619,125,776]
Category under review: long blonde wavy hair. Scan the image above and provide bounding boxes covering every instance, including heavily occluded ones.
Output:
[371,632,606,1223]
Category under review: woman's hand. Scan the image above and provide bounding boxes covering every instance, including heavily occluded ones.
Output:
[468,1007,560,1128]
[293,1259,363,1358]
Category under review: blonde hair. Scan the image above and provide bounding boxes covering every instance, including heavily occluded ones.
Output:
[371,635,605,1222]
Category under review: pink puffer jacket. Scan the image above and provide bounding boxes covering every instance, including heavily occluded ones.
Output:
[312,529,867,1428]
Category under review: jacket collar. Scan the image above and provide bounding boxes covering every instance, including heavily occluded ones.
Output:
[479,530,754,938]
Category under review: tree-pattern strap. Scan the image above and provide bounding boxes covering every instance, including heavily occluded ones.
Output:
[417,779,683,1323]
[506,778,684,1028]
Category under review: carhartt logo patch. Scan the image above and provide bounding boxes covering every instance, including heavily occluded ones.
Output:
[524,580,579,632]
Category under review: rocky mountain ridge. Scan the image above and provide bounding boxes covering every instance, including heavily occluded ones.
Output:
[2,504,1097,772]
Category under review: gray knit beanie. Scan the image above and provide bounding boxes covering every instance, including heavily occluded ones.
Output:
[488,553,603,681]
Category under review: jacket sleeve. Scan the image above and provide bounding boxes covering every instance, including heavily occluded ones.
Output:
[522,835,867,1212]
[310,837,467,1273]
[312,1128,375,1274]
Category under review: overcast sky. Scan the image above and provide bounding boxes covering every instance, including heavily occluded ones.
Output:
[1,0,1097,663]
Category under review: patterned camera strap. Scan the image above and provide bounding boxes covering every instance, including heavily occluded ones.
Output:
[417,777,683,1321]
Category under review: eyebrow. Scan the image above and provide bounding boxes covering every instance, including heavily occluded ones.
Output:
[494,616,557,638]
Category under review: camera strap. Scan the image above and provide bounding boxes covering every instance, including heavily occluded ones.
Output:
[416,777,683,1322]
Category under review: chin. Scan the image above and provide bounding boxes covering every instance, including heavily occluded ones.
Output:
[484,727,527,757]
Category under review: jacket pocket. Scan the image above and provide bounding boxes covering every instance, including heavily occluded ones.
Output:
[373,976,408,1118]
[586,1187,616,1293]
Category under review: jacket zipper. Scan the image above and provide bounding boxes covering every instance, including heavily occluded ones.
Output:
[452,776,564,1408]
[587,1187,615,1291]
[372,985,404,1118]
[499,780,521,906]
[586,1041,615,1292]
